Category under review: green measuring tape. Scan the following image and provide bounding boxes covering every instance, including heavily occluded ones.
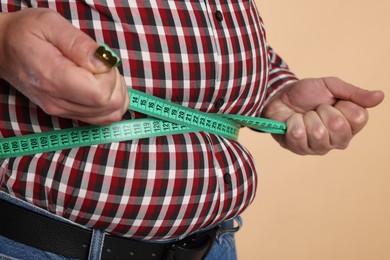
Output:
[0,45,286,159]
[0,88,286,159]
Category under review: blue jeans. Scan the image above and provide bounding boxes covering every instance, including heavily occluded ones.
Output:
[0,192,240,260]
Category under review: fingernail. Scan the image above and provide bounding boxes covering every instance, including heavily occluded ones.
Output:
[94,44,121,68]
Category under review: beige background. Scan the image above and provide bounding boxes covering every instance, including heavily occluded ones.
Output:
[236,1,390,259]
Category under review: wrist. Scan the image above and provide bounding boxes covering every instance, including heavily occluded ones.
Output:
[261,81,294,119]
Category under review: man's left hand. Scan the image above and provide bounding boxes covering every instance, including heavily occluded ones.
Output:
[262,77,385,155]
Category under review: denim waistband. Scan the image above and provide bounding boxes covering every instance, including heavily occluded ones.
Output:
[0,191,241,242]
[0,191,242,259]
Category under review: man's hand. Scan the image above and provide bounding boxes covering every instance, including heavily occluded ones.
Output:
[262,77,385,155]
[0,8,129,126]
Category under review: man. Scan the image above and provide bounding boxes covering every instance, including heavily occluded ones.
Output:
[0,1,384,259]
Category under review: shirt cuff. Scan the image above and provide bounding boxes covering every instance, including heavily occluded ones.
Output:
[260,69,298,114]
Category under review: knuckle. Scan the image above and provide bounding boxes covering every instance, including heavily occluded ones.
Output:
[351,109,368,126]
[90,76,118,107]
[94,87,126,112]
[90,86,113,107]
[110,89,124,108]
[312,126,327,141]
[328,115,347,132]
[36,8,62,24]
[289,125,306,141]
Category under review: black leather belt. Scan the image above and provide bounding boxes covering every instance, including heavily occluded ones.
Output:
[0,199,218,260]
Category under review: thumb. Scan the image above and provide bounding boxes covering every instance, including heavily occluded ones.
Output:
[41,11,111,73]
[362,90,385,108]
[325,77,385,108]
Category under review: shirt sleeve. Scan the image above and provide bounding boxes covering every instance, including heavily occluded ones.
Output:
[261,46,298,111]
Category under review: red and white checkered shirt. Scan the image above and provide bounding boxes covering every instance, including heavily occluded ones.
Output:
[0,0,297,240]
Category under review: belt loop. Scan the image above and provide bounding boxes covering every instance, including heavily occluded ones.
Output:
[88,229,105,260]
[215,216,243,244]
[219,216,242,234]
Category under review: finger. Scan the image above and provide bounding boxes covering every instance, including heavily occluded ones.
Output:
[323,77,385,108]
[303,111,331,155]
[41,96,115,118]
[316,104,352,149]
[334,100,369,135]
[283,113,312,155]
[41,95,128,126]
[66,108,128,126]
[52,70,128,120]
[41,68,129,122]
[67,77,128,125]
[48,59,118,107]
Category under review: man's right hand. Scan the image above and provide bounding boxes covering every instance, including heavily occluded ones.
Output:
[0,8,129,126]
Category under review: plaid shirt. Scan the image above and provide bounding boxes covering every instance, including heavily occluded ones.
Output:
[0,0,297,240]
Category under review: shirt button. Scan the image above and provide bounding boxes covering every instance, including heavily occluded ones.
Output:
[223,173,232,189]
[215,10,223,22]
[214,98,225,110]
